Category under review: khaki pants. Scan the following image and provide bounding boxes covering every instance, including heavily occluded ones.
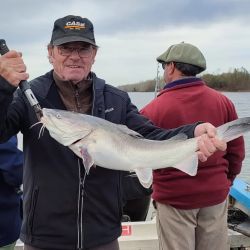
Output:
[0,242,16,250]
[156,200,229,250]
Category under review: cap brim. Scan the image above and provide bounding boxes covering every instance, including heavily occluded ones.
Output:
[52,36,97,47]
[156,51,168,64]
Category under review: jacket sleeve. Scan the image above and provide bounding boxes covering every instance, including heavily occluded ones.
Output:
[0,135,23,187]
[0,76,17,117]
[125,96,197,140]
[0,76,27,142]
[226,137,245,185]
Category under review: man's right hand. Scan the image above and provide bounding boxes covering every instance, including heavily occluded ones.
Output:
[0,50,29,87]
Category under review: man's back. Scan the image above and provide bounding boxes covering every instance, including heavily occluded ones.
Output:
[141,41,244,250]
[0,136,23,248]
[141,79,245,209]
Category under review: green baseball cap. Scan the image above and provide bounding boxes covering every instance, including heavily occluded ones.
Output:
[157,42,206,71]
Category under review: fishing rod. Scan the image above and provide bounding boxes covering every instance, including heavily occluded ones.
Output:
[0,39,42,120]
[154,62,160,97]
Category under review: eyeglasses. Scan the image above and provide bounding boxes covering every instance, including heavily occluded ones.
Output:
[162,62,167,70]
[57,45,94,58]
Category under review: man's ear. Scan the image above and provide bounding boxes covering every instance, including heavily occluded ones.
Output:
[168,62,175,74]
[47,47,54,64]
[91,48,98,65]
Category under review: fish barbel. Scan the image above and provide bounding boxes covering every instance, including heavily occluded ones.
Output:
[40,108,250,188]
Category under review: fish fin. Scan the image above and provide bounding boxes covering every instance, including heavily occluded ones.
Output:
[217,117,250,142]
[116,124,143,138]
[172,153,198,176]
[69,129,93,146]
[80,146,94,174]
[134,168,153,188]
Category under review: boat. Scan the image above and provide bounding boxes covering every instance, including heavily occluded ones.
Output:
[119,178,250,250]
[230,178,250,216]
[228,178,250,239]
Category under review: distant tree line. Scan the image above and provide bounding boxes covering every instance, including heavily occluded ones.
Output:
[118,67,250,92]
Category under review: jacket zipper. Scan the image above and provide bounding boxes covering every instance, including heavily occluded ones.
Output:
[77,80,96,249]
[91,79,95,116]
[74,86,82,112]
[77,159,85,250]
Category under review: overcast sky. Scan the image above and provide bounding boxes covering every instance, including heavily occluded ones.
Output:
[1,0,250,86]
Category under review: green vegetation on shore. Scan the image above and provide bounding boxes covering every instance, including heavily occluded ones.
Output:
[118,67,250,92]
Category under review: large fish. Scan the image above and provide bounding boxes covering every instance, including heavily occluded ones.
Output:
[40,108,250,188]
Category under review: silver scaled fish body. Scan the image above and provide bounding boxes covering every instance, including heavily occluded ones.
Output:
[40,108,250,188]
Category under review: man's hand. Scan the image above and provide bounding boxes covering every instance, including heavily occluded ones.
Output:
[195,123,227,162]
[0,50,29,87]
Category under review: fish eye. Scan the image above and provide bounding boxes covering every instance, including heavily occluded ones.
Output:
[56,113,62,119]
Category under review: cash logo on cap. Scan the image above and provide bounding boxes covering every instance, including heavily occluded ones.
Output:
[64,21,85,30]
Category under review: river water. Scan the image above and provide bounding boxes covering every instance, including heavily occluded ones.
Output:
[128,91,250,183]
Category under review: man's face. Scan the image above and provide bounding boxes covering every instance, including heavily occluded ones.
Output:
[48,41,97,84]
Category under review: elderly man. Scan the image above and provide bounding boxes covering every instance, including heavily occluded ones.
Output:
[0,16,226,250]
[141,42,245,250]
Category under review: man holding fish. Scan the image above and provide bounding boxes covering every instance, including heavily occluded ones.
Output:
[0,15,227,250]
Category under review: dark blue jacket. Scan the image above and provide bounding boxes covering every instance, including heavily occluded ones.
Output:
[0,71,196,249]
[0,136,23,247]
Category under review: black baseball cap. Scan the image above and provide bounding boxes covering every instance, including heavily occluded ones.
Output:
[50,15,97,46]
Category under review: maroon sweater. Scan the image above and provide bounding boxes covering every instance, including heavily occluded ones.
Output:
[141,78,245,209]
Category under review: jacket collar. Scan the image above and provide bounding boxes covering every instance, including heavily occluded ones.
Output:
[158,77,205,97]
[29,70,106,117]
[164,77,202,89]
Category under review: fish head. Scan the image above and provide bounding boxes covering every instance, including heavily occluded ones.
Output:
[41,108,93,146]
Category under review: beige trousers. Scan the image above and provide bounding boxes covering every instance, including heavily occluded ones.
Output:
[156,200,229,250]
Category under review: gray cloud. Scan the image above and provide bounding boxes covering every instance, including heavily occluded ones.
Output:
[1,0,250,85]
[2,0,250,41]
[94,0,250,34]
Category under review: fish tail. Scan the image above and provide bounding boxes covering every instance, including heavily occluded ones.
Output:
[217,117,250,142]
